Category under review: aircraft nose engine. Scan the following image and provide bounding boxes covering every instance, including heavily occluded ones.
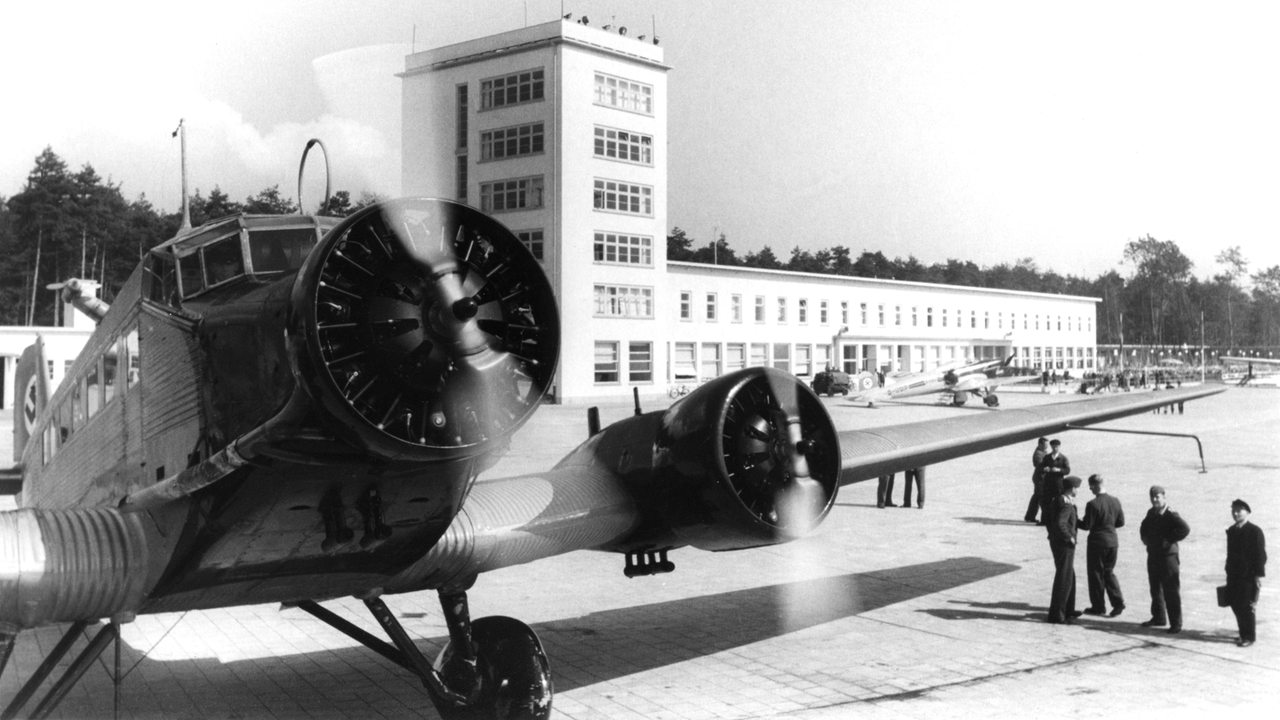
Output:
[623,367,842,552]
[289,198,559,461]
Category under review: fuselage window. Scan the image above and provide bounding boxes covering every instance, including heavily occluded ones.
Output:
[86,362,101,418]
[124,328,140,388]
[203,235,245,287]
[249,228,317,273]
[103,347,118,404]
[58,396,73,444]
[71,380,85,431]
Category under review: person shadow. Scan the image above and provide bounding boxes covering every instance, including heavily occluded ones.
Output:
[923,599,1238,644]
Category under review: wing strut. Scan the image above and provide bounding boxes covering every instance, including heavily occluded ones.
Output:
[4,620,119,720]
[1063,423,1209,474]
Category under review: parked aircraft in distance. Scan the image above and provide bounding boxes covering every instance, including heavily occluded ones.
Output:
[852,355,1039,407]
[1,196,1224,720]
[1220,355,1280,387]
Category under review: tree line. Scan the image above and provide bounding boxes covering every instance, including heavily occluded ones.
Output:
[2,147,1277,349]
[668,228,1280,350]
[0,147,383,326]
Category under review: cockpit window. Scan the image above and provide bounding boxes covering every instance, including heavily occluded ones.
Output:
[203,235,245,286]
[178,251,205,298]
[249,228,317,273]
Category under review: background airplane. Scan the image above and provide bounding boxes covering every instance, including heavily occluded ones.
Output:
[1220,355,1280,387]
[1,197,1223,720]
[851,355,1039,407]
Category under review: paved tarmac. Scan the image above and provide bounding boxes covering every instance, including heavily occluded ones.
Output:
[2,383,1277,719]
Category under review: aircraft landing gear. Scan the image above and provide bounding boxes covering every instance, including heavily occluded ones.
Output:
[983,394,1000,407]
[300,589,552,720]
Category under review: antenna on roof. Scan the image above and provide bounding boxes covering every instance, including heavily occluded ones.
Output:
[171,119,191,230]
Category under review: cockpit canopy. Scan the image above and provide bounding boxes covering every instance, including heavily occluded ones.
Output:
[143,214,341,305]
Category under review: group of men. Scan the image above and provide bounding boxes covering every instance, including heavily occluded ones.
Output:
[1026,437,1267,647]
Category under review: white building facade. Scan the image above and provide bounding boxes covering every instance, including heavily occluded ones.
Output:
[402,20,1097,404]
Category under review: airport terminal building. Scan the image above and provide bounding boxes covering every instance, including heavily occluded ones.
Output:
[401,19,1097,403]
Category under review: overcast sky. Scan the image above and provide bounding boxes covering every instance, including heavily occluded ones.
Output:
[3,0,1277,280]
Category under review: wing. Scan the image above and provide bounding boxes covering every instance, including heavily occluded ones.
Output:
[835,384,1223,484]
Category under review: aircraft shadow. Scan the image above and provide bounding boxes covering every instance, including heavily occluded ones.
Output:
[5,557,1018,718]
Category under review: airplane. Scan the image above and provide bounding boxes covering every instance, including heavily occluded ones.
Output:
[1,195,1224,720]
[851,355,1039,408]
[1219,355,1280,387]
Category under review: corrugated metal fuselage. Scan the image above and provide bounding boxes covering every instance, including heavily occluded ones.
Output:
[19,266,479,612]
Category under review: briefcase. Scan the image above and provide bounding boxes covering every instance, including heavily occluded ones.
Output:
[1216,585,1230,607]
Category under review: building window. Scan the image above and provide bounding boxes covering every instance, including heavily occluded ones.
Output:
[515,229,544,261]
[593,232,652,266]
[594,285,654,318]
[593,179,653,215]
[673,342,697,379]
[480,122,544,161]
[799,299,808,324]
[971,310,977,328]
[772,343,791,373]
[927,307,934,327]
[877,304,885,326]
[481,68,544,110]
[777,297,787,323]
[984,311,990,329]
[860,302,868,325]
[593,72,653,114]
[480,177,544,213]
[593,126,653,165]
[594,341,619,383]
[750,343,768,367]
[943,309,949,327]
[705,292,717,321]
[841,301,849,325]
[731,294,742,322]
[820,300,828,324]
[912,307,918,326]
[679,291,691,320]
[726,343,746,372]
[455,156,468,202]
[895,305,902,326]
[629,342,653,383]
[701,343,721,378]
[456,84,469,148]
[754,296,765,323]
[795,345,812,376]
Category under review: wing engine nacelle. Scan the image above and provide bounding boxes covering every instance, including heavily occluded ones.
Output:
[590,367,842,553]
[287,198,559,462]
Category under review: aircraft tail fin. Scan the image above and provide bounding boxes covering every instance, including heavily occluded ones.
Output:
[12,337,49,465]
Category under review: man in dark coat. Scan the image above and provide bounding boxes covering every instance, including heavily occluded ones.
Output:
[1025,437,1049,523]
[1081,474,1126,616]
[1038,439,1070,524]
[1225,498,1266,647]
[1139,485,1191,633]
[1047,475,1083,624]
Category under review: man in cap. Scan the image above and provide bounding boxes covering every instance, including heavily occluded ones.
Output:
[1225,499,1266,647]
[1080,474,1126,617]
[1046,475,1083,624]
[1139,485,1191,633]
[1038,439,1070,524]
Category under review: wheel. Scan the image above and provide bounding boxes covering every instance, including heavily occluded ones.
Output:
[983,394,1000,407]
[434,616,553,720]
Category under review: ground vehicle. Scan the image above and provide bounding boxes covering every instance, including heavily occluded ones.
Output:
[811,369,852,396]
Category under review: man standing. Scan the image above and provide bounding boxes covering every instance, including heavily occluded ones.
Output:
[1139,485,1191,633]
[1025,437,1049,523]
[876,473,897,508]
[1038,439,1070,524]
[1047,476,1083,624]
[902,467,925,509]
[1225,499,1266,647]
[1081,474,1126,617]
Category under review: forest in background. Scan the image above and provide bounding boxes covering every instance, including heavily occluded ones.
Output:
[3,147,1278,349]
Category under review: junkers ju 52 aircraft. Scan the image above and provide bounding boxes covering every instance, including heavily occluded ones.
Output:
[2,196,1223,719]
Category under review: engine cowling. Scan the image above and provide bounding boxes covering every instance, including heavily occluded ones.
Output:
[600,367,842,552]
[288,198,559,462]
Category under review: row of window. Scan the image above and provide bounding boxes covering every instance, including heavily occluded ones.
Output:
[42,328,141,465]
[675,292,1094,333]
[474,68,654,116]
[477,175,656,218]
[593,340,1099,386]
